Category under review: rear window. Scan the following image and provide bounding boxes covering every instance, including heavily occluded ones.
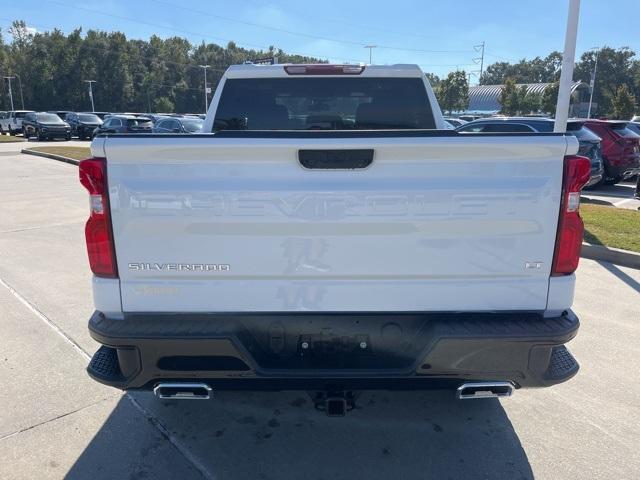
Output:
[36,113,63,123]
[182,118,203,132]
[78,114,101,123]
[528,121,554,132]
[483,123,534,133]
[626,123,640,136]
[569,123,601,142]
[213,77,435,131]
[459,122,534,133]
[605,122,639,138]
[127,118,152,127]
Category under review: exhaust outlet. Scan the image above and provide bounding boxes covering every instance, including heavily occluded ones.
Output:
[456,382,514,400]
[154,382,212,400]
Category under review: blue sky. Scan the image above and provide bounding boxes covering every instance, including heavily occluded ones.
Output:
[2,0,638,82]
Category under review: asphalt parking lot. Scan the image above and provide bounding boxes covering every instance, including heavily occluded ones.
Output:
[0,140,639,480]
[582,181,640,210]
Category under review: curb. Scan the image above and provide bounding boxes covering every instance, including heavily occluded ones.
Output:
[21,148,79,166]
[581,243,640,270]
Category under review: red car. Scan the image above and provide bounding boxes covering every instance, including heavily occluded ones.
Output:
[583,120,640,184]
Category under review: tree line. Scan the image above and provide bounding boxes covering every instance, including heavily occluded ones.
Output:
[429,47,639,118]
[0,20,322,113]
[1,20,638,118]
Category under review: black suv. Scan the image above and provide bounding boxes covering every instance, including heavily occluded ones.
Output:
[93,115,153,136]
[66,112,103,140]
[22,112,71,141]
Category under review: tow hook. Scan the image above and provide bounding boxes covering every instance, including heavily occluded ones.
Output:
[311,390,360,416]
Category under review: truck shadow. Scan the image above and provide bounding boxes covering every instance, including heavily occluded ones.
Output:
[67,389,533,479]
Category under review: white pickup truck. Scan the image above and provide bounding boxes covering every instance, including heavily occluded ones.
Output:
[82,64,588,414]
[0,110,34,135]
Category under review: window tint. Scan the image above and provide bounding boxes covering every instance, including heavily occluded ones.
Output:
[127,118,152,127]
[14,112,29,118]
[36,113,64,123]
[528,121,554,132]
[571,125,601,142]
[111,119,122,127]
[616,125,640,138]
[626,123,640,136]
[458,123,487,133]
[78,114,101,123]
[482,123,535,133]
[214,77,435,131]
[182,118,203,132]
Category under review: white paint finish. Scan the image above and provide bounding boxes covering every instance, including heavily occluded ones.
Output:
[545,274,576,316]
[89,135,106,158]
[91,276,123,318]
[103,134,571,312]
[223,63,426,79]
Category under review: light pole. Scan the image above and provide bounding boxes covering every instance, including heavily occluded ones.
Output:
[199,65,210,114]
[364,45,377,64]
[474,41,485,84]
[84,80,96,112]
[587,48,599,119]
[3,76,15,111]
[554,0,581,133]
[15,74,24,109]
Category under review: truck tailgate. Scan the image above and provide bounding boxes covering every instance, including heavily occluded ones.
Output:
[101,134,572,312]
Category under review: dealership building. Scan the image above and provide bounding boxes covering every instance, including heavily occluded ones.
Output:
[465,81,591,116]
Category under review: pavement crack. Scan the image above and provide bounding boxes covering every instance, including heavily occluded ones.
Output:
[0,276,90,360]
[125,394,215,480]
[0,396,116,442]
[0,221,84,235]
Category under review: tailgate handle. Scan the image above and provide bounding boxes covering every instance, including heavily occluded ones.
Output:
[298,149,373,169]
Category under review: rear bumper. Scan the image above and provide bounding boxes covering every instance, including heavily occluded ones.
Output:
[87,310,580,391]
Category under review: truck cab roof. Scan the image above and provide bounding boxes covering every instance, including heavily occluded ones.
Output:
[224,63,426,79]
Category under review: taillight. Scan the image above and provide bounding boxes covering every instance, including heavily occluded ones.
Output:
[79,158,118,278]
[284,64,365,75]
[551,155,591,276]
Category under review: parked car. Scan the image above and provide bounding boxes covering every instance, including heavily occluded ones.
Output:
[457,117,605,187]
[66,112,103,140]
[458,114,482,122]
[92,115,153,136]
[583,119,640,184]
[81,63,584,414]
[87,112,111,121]
[0,110,35,135]
[142,114,169,124]
[443,117,468,128]
[153,116,204,133]
[22,112,71,141]
[47,110,70,121]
